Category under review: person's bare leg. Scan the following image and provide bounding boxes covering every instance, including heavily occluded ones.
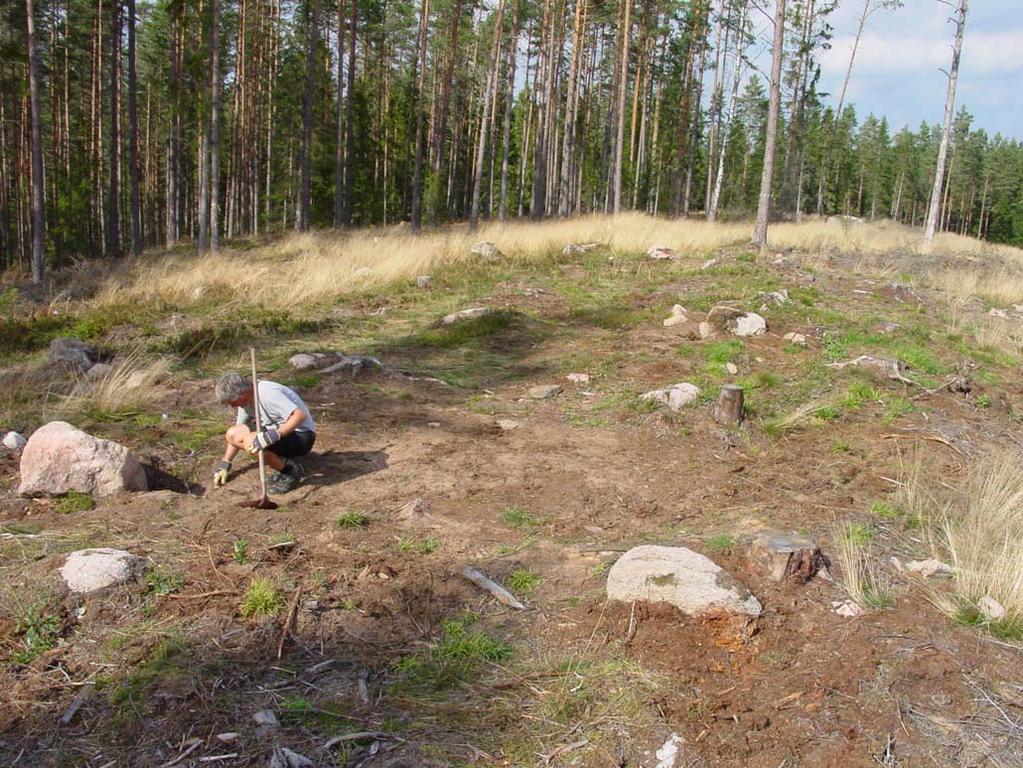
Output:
[225,425,285,471]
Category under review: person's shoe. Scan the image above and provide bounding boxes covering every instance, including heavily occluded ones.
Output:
[268,460,302,494]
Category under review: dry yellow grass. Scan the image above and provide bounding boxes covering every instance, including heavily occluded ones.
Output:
[61,349,169,415]
[93,214,1023,312]
[937,453,1023,620]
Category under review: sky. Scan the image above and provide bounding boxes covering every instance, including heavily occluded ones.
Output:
[812,0,1023,139]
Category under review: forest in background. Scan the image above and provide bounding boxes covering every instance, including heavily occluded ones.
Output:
[1,0,1021,278]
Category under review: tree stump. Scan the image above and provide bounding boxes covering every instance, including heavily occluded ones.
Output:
[750,533,830,583]
[713,384,744,425]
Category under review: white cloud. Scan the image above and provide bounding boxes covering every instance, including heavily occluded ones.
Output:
[821,29,1023,77]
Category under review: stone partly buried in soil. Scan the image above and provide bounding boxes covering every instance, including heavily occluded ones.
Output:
[442,306,493,325]
[640,383,700,412]
[606,545,762,617]
[18,421,149,497]
[60,548,146,594]
[528,384,563,400]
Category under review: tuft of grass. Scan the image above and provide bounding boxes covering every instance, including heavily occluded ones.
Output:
[706,533,736,551]
[393,613,511,690]
[56,491,96,514]
[505,569,541,594]
[834,523,893,611]
[934,452,1023,627]
[870,500,904,520]
[240,578,282,618]
[704,339,745,365]
[501,506,539,528]
[395,536,439,554]
[62,349,170,417]
[232,539,248,564]
[335,511,369,529]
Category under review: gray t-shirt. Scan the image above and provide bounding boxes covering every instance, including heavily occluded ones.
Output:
[237,380,316,434]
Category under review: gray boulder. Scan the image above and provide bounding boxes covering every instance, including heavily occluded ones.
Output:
[606,545,762,617]
[470,242,502,261]
[18,421,149,497]
[289,352,331,371]
[61,548,146,593]
[640,383,700,412]
[50,337,98,371]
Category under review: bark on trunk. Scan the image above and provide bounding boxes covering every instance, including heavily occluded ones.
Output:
[752,0,785,251]
[25,0,45,282]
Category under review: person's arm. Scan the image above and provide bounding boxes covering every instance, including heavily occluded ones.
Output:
[249,408,305,452]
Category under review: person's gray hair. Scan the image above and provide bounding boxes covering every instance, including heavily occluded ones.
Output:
[215,372,250,404]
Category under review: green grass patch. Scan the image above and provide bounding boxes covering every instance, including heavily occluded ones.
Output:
[505,569,541,594]
[501,506,540,528]
[393,613,511,690]
[840,523,873,546]
[870,500,904,520]
[56,491,96,514]
[882,396,917,423]
[396,536,439,554]
[335,511,370,529]
[232,539,248,564]
[955,605,1023,640]
[706,533,736,551]
[416,310,516,348]
[704,339,745,365]
[240,578,282,618]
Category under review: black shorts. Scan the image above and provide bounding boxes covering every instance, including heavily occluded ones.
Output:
[273,430,316,458]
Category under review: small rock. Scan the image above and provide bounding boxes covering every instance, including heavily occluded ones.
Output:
[427,421,441,428]
[528,384,563,400]
[750,532,829,583]
[979,595,1007,621]
[269,747,314,768]
[725,362,738,375]
[50,337,98,371]
[496,419,520,431]
[416,275,433,289]
[85,362,113,380]
[253,710,279,729]
[732,312,767,337]
[566,373,590,384]
[905,558,953,578]
[881,323,901,333]
[782,332,808,346]
[988,308,1009,319]
[320,354,383,376]
[654,733,684,768]
[2,431,27,450]
[1013,304,1023,315]
[701,258,719,270]
[19,421,149,497]
[303,599,320,611]
[698,321,716,339]
[647,245,679,261]
[289,352,330,371]
[470,242,502,261]
[832,599,863,617]
[757,289,790,309]
[442,306,492,325]
[640,383,701,412]
[216,733,240,744]
[61,548,146,594]
[606,545,762,617]
[562,242,602,255]
[662,304,688,327]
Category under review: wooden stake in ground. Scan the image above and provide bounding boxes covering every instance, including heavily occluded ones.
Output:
[713,384,744,425]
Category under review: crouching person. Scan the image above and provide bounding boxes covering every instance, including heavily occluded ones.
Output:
[213,372,317,494]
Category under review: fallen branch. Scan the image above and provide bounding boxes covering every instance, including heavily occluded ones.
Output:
[881,432,964,455]
[59,683,93,725]
[159,738,202,768]
[277,585,303,660]
[542,738,589,764]
[461,566,527,610]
